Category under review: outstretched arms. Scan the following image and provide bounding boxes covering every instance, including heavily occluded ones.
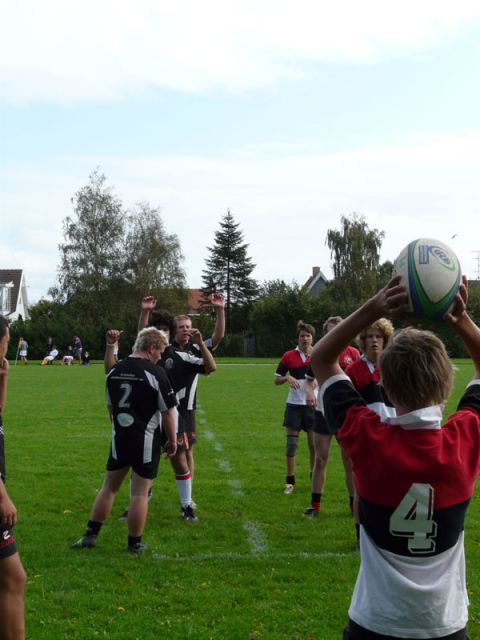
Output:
[104,329,122,374]
[138,296,157,332]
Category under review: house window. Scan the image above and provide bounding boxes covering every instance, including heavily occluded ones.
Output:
[0,285,12,315]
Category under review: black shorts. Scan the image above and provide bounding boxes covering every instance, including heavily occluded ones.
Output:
[343,619,469,640]
[177,431,196,451]
[0,528,17,559]
[283,404,315,432]
[177,409,197,448]
[106,432,162,480]
[312,410,330,435]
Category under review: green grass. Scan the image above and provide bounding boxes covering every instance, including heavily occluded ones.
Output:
[3,360,480,639]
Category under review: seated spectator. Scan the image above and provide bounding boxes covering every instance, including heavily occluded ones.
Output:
[81,350,91,365]
[41,347,59,365]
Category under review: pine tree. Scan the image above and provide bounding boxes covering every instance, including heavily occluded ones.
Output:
[201,210,258,331]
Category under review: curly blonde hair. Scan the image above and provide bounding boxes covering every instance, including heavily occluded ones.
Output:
[357,318,394,353]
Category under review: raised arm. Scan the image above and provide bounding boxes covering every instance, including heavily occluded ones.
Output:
[138,296,157,332]
[445,278,480,379]
[190,329,216,374]
[210,293,225,349]
[104,329,122,374]
[311,275,407,387]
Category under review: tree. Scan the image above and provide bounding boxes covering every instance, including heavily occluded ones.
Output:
[326,213,385,309]
[124,202,188,311]
[125,202,186,291]
[48,170,187,352]
[201,210,258,331]
[50,169,125,307]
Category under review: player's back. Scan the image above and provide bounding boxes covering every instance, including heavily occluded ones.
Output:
[107,357,175,435]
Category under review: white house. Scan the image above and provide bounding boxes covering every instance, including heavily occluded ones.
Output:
[0,270,30,320]
[303,266,329,296]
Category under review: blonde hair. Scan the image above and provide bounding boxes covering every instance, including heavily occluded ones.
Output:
[174,315,192,328]
[380,327,453,410]
[322,316,342,335]
[133,327,169,353]
[357,318,394,353]
[297,320,316,338]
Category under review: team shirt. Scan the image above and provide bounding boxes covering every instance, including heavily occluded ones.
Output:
[276,347,313,405]
[320,374,480,638]
[306,345,360,413]
[106,356,177,464]
[158,345,207,430]
[171,337,213,412]
[345,355,395,421]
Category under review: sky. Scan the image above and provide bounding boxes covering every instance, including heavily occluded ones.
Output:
[2,1,480,304]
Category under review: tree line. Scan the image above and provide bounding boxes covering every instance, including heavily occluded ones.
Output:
[8,171,480,360]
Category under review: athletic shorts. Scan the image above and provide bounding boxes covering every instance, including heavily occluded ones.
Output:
[177,431,196,451]
[177,410,197,448]
[0,528,17,559]
[283,404,315,432]
[106,432,162,480]
[312,410,331,435]
[343,619,469,640]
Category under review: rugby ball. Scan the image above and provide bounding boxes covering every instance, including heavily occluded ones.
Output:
[393,238,461,321]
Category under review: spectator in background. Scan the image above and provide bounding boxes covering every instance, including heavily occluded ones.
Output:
[18,338,28,365]
[73,336,83,363]
[81,351,91,366]
[41,347,59,365]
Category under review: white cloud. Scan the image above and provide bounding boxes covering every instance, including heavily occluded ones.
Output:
[2,129,480,302]
[2,0,480,103]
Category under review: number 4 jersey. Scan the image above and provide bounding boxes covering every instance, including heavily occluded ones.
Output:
[320,374,480,639]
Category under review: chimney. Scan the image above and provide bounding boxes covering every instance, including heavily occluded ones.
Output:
[312,266,320,277]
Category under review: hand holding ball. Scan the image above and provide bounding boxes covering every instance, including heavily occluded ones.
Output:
[393,238,461,322]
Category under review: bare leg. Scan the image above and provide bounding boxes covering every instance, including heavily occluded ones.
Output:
[185,448,195,481]
[311,433,332,494]
[340,445,355,500]
[307,430,316,473]
[90,468,129,523]
[0,552,26,640]
[127,473,152,537]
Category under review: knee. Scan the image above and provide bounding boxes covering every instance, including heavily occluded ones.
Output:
[286,435,298,458]
[315,452,329,468]
[0,557,27,595]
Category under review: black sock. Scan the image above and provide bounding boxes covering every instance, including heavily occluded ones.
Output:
[85,520,102,537]
[286,475,295,485]
[128,535,142,547]
[349,496,354,510]
[311,493,321,509]
[355,523,360,540]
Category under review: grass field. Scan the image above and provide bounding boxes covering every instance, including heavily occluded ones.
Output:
[3,358,480,639]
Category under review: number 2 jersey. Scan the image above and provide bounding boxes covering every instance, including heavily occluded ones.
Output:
[106,356,177,463]
[320,374,480,638]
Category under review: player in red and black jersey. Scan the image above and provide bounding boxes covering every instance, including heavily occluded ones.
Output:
[0,316,26,640]
[275,320,316,494]
[303,316,360,516]
[345,317,395,545]
[311,275,479,640]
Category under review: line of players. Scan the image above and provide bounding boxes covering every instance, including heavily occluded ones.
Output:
[71,293,225,553]
[275,316,393,529]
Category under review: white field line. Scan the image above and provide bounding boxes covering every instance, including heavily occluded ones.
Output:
[243,521,268,555]
[152,550,350,562]
[197,404,269,556]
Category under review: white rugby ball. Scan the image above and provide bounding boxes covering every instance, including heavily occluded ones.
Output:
[393,238,461,321]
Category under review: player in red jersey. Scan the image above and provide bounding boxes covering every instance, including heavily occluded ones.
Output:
[311,275,478,640]
[345,317,395,545]
[303,316,360,516]
[275,321,316,494]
